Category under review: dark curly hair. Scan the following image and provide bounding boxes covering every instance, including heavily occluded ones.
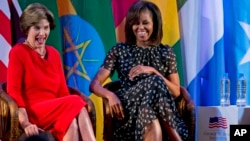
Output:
[125,0,163,46]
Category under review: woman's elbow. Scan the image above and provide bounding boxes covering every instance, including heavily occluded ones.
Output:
[173,88,181,98]
[89,80,99,93]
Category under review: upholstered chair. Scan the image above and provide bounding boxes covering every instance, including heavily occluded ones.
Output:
[0,82,96,141]
[102,80,195,141]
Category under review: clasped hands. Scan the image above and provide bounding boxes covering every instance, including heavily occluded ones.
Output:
[128,65,155,80]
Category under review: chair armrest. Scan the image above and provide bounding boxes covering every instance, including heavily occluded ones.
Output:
[67,86,96,135]
[103,80,121,117]
[102,98,115,141]
[103,80,121,92]
[175,86,195,141]
[102,81,121,141]
[0,83,22,141]
[103,81,121,117]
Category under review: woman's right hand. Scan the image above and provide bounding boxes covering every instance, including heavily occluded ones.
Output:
[18,108,43,136]
[22,123,41,136]
[89,67,125,119]
[107,93,124,120]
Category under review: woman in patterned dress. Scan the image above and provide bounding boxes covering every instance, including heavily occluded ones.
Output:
[7,3,95,141]
[90,1,188,141]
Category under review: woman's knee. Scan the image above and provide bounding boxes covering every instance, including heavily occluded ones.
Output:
[79,107,89,117]
[145,119,162,135]
[78,107,91,123]
[68,118,78,132]
[144,119,162,141]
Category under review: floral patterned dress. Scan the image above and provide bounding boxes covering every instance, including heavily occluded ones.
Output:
[103,43,189,141]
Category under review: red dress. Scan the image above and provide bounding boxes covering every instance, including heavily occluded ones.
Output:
[7,43,86,141]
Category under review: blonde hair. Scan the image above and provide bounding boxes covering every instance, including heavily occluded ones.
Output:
[19,3,55,35]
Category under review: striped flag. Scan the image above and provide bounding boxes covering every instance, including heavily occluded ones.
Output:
[178,0,250,106]
[209,117,227,129]
[0,0,11,82]
[8,0,25,45]
[178,0,225,106]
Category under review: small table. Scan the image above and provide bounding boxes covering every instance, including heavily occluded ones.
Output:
[198,106,250,141]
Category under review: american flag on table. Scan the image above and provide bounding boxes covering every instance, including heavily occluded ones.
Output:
[209,117,228,129]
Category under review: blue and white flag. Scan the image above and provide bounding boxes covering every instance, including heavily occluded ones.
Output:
[179,0,224,106]
[224,0,250,105]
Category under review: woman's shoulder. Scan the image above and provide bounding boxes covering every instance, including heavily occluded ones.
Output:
[46,45,60,55]
[158,44,175,54]
[10,43,27,54]
[159,44,172,51]
[46,45,58,51]
[12,43,25,50]
[11,44,58,52]
[157,44,176,61]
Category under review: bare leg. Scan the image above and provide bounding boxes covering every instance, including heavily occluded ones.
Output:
[161,120,182,141]
[143,119,162,141]
[63,118,79,141]
[78,107,96,141]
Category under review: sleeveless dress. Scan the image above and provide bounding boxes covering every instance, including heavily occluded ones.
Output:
[103,43,189,141]
[7,43,86,141]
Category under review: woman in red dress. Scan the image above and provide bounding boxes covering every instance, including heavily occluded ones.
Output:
[7,3,95,141]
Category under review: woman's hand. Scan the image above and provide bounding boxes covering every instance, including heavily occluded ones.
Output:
[18,108,44,136]
[22,123,44,136]
[90,67,125,119]
[129,65,157,80]
[107,93,124,120]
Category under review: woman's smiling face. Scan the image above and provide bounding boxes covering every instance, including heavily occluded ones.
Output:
[27,19,50,48]
[132,9,153,46]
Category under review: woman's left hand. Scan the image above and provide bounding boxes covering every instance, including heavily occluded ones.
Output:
[129,65,156,80]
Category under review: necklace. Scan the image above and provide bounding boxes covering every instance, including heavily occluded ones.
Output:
[24,40,46,58]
